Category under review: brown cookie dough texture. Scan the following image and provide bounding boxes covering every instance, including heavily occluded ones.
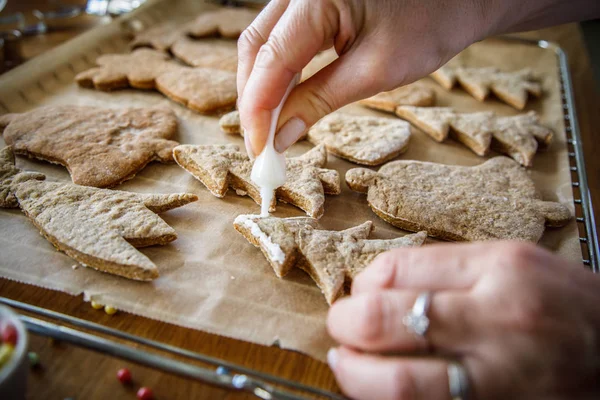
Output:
[0,146,45,208]
[431,63,541,110]
[307,113,411,166]
[359,83,436,113]
[75,49,237,114]
[234,214,426,304]
[219,110,241,135]
[130,7,258,51]
[173,144,340,218]
[187,7,259,39]
[220,111,412,166]
[346,157,570,242]
[396,106,553,167]
[170,37,238,72]
[0,147,197,280]
[0,106,179,188]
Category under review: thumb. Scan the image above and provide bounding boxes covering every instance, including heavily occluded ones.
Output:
[274,46,393,152]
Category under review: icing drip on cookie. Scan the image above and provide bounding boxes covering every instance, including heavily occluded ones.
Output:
[251,74,300,217]
[234,215,286,263]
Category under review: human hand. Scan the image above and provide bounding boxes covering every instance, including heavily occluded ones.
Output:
[326,242,600,400]
[237,0,492,157]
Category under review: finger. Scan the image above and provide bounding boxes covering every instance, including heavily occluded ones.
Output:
[237,0,289,102]
[238,0,342,155]
[327,291,473,353]
[352,242,489,295]
[328,346,453,400]
[273,42,394,153]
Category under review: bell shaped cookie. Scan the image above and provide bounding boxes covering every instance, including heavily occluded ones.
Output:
[0,147,197,280]
[234,214,426,304]
[0,106,179,188]
[174,144,340,218]
[346,157,570,242]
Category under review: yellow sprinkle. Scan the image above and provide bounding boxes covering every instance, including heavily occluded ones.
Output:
[91,300,104,310]
[104,305,117,315]
[0,343,14,368]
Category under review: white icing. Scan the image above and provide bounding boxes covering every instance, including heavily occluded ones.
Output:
[250,74,300,217]
[235,215,286,264]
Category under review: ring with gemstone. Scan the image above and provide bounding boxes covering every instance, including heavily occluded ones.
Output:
[402,291,432,337]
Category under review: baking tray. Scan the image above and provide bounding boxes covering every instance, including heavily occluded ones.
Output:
[0,0,598,398]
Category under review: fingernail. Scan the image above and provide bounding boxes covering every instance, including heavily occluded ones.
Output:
[327,347,339,370]
[275,117,306,153]
[243,129,255,160]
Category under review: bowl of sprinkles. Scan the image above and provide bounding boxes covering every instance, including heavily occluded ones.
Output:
[0,305,29,400]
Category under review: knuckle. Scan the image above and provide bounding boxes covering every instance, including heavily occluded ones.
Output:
[238,24,266,54]
[353,293,385,343]
[253,39,287,70]
[501,241,542,268]
[304,83,338,120]
[509,294,546,334]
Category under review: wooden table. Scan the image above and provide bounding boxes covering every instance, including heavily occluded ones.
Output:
[1,3,599,399]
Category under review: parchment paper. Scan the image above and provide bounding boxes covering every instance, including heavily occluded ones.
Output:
[0,0,580,361]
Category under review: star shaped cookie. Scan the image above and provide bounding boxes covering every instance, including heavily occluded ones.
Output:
[174,144,340,218]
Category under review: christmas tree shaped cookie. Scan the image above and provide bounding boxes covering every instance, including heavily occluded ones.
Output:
[0,106,179,188]
[234,215,427,304]
[396,106,552,166]
[174,144,340,218]
[359,83,436,113]
[76,49,237,114]
[346,157,570,242]
[0,147,197,280]
[431,64,541,110]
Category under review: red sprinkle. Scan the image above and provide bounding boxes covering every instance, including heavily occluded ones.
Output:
[137,387,154,400]
[2,324,17,346]
[117,368,132,384]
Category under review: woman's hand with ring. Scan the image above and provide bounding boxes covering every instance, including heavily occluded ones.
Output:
[327,241,600,399]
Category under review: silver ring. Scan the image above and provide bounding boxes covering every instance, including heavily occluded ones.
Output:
[448,362,469,400]
[402,291,432,337]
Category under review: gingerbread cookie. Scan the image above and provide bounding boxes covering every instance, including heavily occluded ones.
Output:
[395,106,494,156]
[174,144,340,218]
[0,146,45,208]
[76,49,237,114]
[187,7,259,39]
[298,223,427,304]
[346,157,570,242]
[233,214,318,278]
[171,37,238,72]
[396,106,552,166]
[359,83,436,113]
[0,147,197,280]
[431,64,541,110]
[219,110,241,135]
[130,21,186,51]
[1,106,179,188]
[234,214,427,304]
[307,113,411,166]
